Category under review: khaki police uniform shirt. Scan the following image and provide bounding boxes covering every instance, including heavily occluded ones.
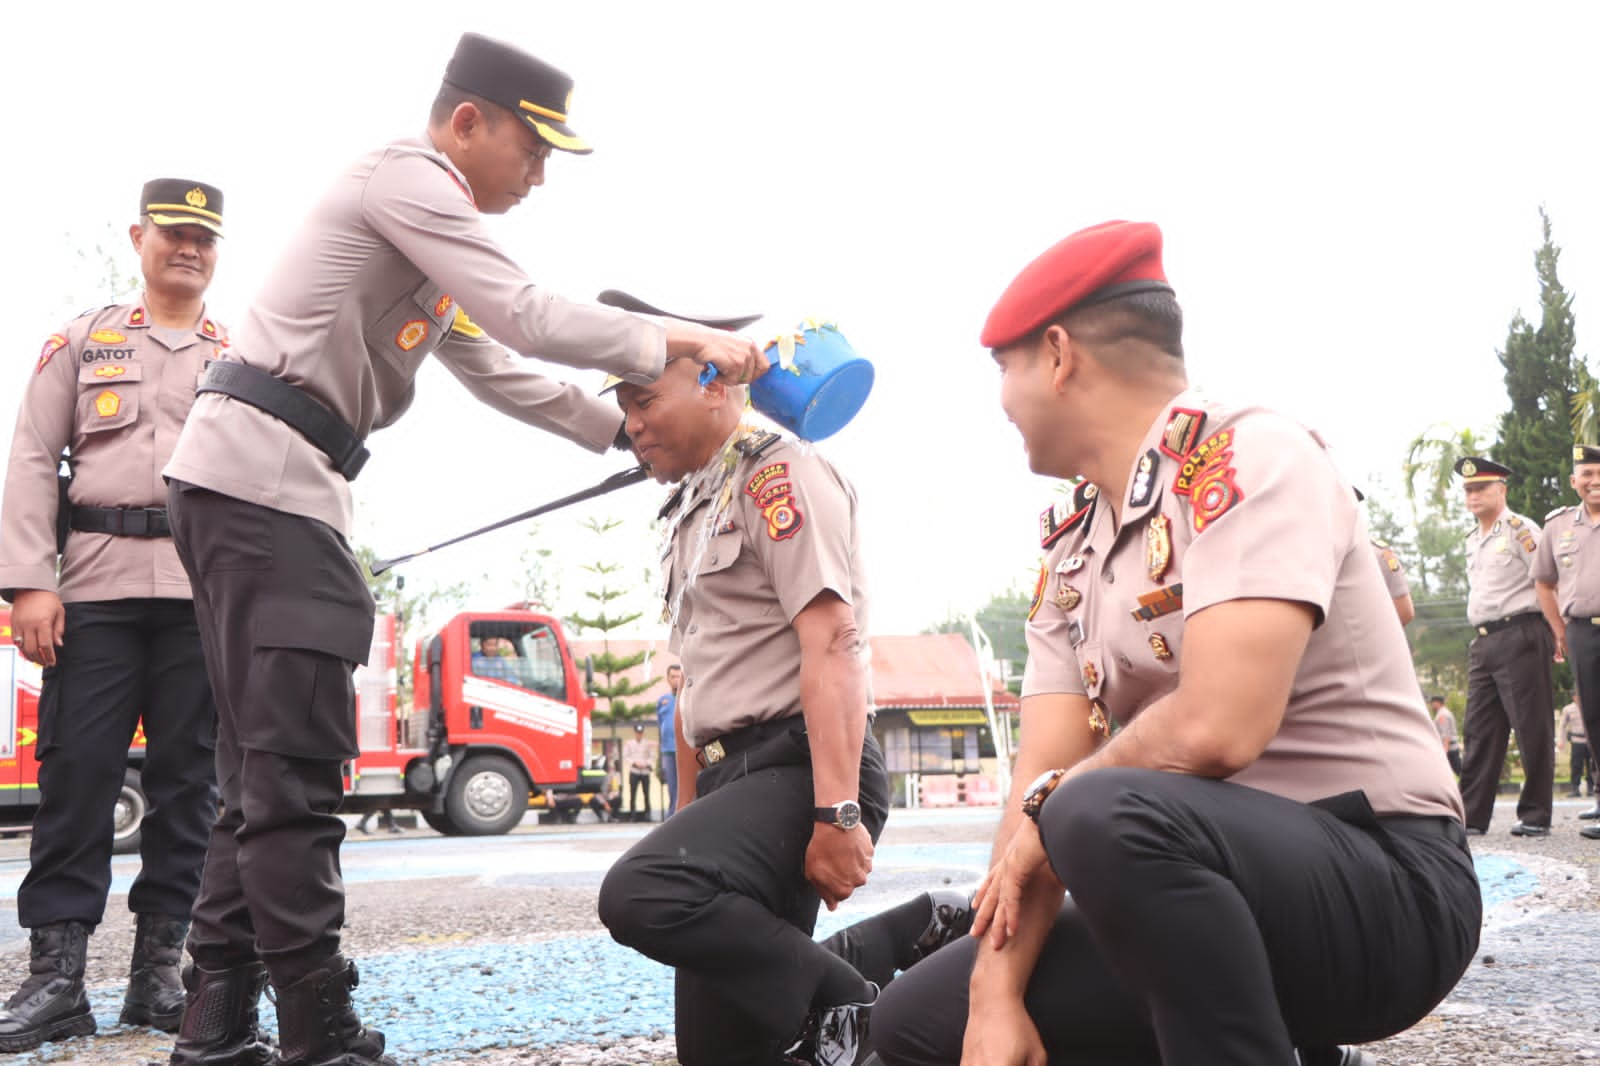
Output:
[1464,509,1541,626]
[663,430,868,748]
[1559,701,1586,743]
[164,135,657,537]
[1531,505,1600,620]
[0,301,226,604]
[1374,540,1409,599]
[1021,390,1463,820]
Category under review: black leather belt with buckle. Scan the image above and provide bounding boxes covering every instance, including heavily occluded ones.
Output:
[1473,612,1541,638]
[70,505,171,538]
[695,716,806,768]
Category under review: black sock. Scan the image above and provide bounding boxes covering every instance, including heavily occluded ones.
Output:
[814,954,874,1008]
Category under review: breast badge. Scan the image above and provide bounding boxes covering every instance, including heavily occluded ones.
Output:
[396,319,430,352]
[1146,514,1172,582]
[1149,633,1173,661]
[92,365,127,378]
[1129,449,1159,508]
[94,390,122,418]
[1088,700,1111,737]
[88,328,127,345]
[1082,661,1100,690]
[1132,583,1183,622]
[1053,578,1081,611]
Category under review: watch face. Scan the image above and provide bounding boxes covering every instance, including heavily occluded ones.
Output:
[1022,769,1065,820]
[836,801,862,830]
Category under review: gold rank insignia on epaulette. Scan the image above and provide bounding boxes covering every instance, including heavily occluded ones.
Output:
[1507,516,1524,529]
[1040,481,1098,549]
[733,430,782,460]
[1546,504,1574,523]
[1159,407,1208,461]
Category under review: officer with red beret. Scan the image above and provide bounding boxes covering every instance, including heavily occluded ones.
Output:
[868,221,1479,1066]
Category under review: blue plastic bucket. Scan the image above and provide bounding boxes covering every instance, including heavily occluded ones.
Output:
[749,324,874,441]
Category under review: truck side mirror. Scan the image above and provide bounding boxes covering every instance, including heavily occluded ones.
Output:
[584,655,595,697]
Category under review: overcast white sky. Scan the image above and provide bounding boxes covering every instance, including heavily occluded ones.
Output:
[3,2,1597,636]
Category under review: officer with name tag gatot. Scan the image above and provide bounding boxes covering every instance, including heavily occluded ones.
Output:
[0,180,228,1051]
[1454,455,1556,837]
[157,33,764,1066]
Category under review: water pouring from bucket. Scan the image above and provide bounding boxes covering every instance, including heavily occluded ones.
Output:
[595,290,875,442]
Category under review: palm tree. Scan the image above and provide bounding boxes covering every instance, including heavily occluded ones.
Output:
[1402,425,1494,513]
[1569,362,1600,447]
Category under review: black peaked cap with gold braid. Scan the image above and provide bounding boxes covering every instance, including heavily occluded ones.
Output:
[141,179,224,237]
[443,32,592,155]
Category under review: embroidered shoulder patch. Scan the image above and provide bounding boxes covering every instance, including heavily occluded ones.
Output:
[745,462,789,500]
[37,334,68,373]
[1172,428,1243,533]
[1040,482,1098,549]
[1027,563,1047,621]
[89,328,126,345]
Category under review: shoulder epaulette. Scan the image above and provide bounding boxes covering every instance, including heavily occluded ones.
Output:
[74,303,115,320]
[1371,538,1390,550]
[1507,516,1525,529]
[1159,407,1208,461]
[656,484,687,521]
[734,430,782,460]
[1546,504,1574,522]
[1040,481,1098,549]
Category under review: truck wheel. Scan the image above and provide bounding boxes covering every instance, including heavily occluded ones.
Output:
[420,809,458,835]
[112,768,148,856]
[443,755,529,836]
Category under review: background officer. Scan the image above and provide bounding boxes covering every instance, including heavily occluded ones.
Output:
[870,221,1477,1066]
[1455,456,1556,836]
[159,33,762,1066]
[1533,444,1600,839]
[1374,539,1415,625]
[597,303,889,1066]
[0,180,227,1050]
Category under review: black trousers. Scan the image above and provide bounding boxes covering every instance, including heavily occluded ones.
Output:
[20,598,218,928]
[598,719,890,1066]
[1459,617,1555,829]
[167,482,374,986]
[873,770,1481,1066]
[630,770,653,813]
[1565,622,1600,796]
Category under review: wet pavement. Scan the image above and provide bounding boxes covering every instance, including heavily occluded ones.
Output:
[0,798,1593,1064]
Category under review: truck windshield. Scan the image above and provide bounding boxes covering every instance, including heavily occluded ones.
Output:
[468,621,567,702]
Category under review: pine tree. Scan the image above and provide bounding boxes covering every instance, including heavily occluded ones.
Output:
[1493,207,1581,523]
[567,517,660,743]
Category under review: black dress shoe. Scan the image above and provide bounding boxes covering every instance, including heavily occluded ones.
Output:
[1464,827,1486,836]
[783,983,876,1066]
[1579,806,1600,820]
[1580,824,1600,840]
[1509,822,1550,837]
[1297,1047,1378,1066]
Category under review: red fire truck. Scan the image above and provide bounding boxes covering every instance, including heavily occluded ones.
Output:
[1,604,596,846]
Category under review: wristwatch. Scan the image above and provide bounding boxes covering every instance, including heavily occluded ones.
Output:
[814,800,862,830]
[1020,768,1068,824]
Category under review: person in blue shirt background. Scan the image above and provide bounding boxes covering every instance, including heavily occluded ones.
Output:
[656,664,682,817]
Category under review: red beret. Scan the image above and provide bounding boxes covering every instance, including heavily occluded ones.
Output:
[980,220,1173,350]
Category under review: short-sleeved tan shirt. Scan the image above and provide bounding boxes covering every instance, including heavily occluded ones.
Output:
[663,429,868,747]
[1531,505,1600,619]
[164,135,655,537]
[1373,541,1409,599]
[1465,509,1541,625]
[1022,390,1462,819]
[0,301,227,604]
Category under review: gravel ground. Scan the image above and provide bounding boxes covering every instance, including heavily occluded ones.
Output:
[0,797,1595,1066]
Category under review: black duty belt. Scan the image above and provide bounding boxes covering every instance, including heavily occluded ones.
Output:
[70,506,171,538]
[1472,612,1542,638]
[696,716,806,768]
[198,361,370,480]
[1568,616,1600,627]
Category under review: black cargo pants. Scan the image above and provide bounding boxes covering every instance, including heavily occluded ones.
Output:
[167,481,374,987]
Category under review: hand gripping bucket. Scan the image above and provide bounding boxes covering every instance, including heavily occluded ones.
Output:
[750,322,874,442]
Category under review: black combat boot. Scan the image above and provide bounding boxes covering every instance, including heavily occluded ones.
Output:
[169,961,279,1066]
[122,913,191,1030]
[0,920,96,1052]
[273,956,395,1066]
[783,983,877,1066]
